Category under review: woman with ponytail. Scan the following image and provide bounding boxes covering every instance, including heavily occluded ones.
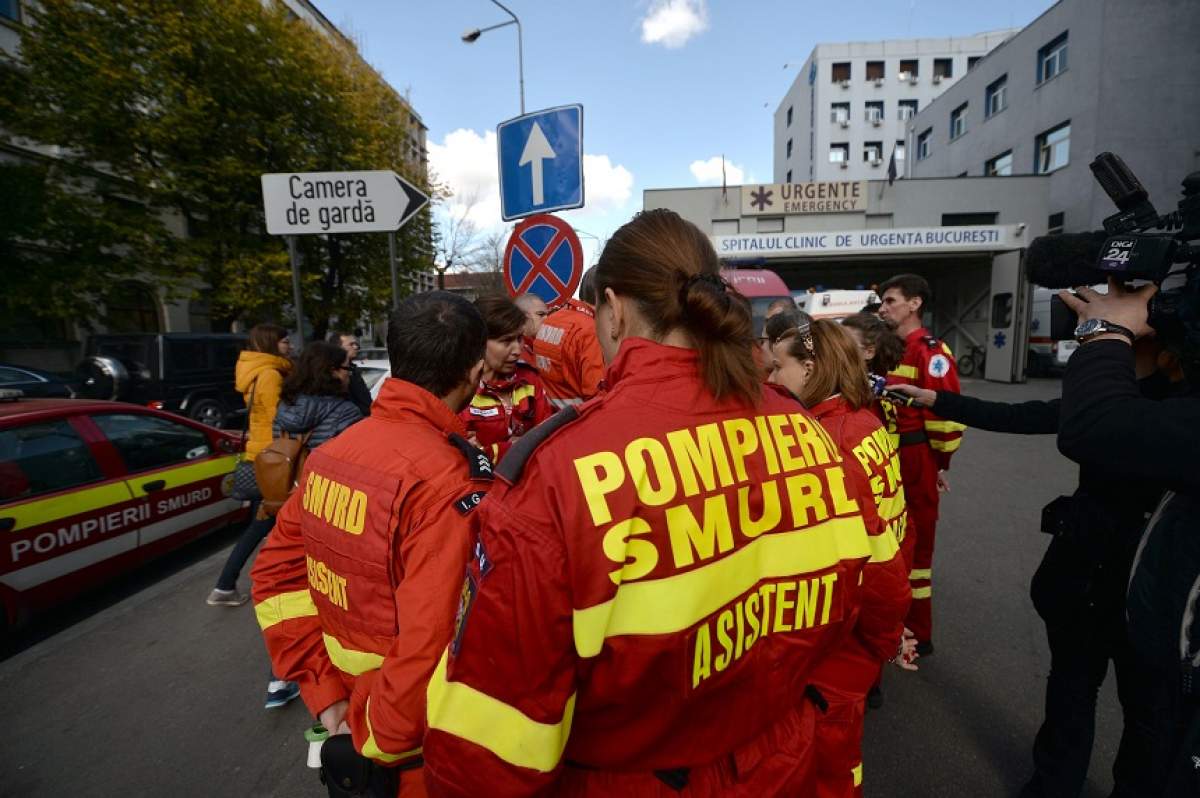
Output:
[424,209,877,796]
[767,317,917,798]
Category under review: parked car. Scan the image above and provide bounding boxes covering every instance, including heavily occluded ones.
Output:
[0,391,249,632]
[0,363,75,398]
[75,333,247,427]
[359,359,391,401]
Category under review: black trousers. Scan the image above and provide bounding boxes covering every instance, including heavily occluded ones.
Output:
[216,501,274,591]
[1023,538,1157,797]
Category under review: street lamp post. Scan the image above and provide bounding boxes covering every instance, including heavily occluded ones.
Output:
[462,0,525,114]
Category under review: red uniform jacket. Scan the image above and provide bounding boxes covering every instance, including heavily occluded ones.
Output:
[531,299,605,409]
[884,327,965,470]
[806,396,911,697]
[251,378,492,783]
[423,339,875,796]
[459,363,553,463]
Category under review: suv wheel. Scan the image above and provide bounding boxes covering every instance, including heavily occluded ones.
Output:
[189,398,224,427]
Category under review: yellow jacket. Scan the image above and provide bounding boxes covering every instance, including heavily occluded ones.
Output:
[235,350,292,460]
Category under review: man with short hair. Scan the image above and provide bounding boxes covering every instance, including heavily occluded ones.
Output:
[328,330,372,415]
[253,292,493,795]
[757,297,797,376]
[878,273,964,654]
[513,293,549,365]
[531,267,605,409]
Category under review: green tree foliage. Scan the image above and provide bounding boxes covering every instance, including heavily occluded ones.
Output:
[0,0,432,335]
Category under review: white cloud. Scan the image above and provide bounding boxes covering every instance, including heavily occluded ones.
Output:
[689,156,745,186]
[425,128,635,269]
[640,0,708,49]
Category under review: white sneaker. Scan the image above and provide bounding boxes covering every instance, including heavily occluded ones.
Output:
[206,588,248,607]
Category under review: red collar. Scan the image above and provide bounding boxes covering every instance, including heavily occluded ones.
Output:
[373,378,467,436]
[604,338,698,388]
[481,364,534,394]
[904,326,930,344]
[552,298,595,318]
[809,394,850,419]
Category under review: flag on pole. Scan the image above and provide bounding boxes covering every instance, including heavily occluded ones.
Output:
[887,146,898,185]
[721,154,728,202]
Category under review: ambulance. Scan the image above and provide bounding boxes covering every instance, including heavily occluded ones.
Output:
[0,393,248,633]
[796,289,880,321]
[721,268,794,333]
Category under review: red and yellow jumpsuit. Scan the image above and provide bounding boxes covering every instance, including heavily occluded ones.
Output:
[530,298,605,410]
[423,339,875,797]
[884,327,964,645]
[459,362,554,463]
[807,395,912,798]
[251,378,494,797]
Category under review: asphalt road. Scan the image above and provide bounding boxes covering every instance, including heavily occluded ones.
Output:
[0,378,1120,797]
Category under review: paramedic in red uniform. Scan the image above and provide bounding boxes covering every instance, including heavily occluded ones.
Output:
[423,209,876,797]
[878,274,964,654]
[767,316,915,797]
[251,292,494,798]
[531,266,605,409]
[461,296,553,463]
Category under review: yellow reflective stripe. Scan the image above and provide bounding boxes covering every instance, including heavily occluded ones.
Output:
[471,395,501,408]
[255,589,318,631]
[924,420,966,433]
[852,762,863,786]
[941,343,953,357]
[868,531,900,564]
[2,481,132,532]
[877,493,906,521]
[361,697,421,765]
[127,455,239,497]
[323,633,384,676]
[929,438,962,453]
[511,384,536,404]
[888,364,918,379]
[572,516,869,658]
[909,568,932,580]
[911,586,932,599]
[426,651,575,773]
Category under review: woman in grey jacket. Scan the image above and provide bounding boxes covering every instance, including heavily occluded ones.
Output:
[273,341,364,447]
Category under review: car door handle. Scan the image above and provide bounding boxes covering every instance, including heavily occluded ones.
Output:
[142,479,167,493]
[0,518,14,533]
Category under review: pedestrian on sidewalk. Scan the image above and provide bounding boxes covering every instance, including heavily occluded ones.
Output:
[327,330,373,416]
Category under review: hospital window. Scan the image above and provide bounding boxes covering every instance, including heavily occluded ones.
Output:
[985,150,1013,176]
[985,75,1008,118]
[864,101,884,123]
[916,128,932,160]
[898,99,918,120]
[1047,212,1065,235]
[899,59,919,81]
[786,138,793,158]
[830,102,850,123]
[0,0,19,22]
[829,143,849,163]
[968,56,982,70]
[786,106,793,127]
[895,141,906,160]
[786,169,792,183]
[933,58,953,80]
[1037,32,1068,84]
[863,141,883,163]
[866,60,885,81]
[832,62,851,83]
[950,103,968,140]
[1035,121,1070,174]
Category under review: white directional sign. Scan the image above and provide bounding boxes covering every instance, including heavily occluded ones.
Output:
[260,170,429,236]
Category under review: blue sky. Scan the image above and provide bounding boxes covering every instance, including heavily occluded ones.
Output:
[317,0,1053,264]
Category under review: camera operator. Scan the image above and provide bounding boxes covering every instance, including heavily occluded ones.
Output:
[1056,278,1200,796]
[891,328,1179,797]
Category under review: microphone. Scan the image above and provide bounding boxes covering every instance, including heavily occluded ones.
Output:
[1026,231,1108,288]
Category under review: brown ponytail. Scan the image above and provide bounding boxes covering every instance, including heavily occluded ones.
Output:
[595,209,760,406]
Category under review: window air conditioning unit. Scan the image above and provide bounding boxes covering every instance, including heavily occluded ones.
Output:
[869,157,882,167]
[839,161,849,169]
[909,74,919,85]
[933,74,943,84]
[872,116,882,127]
[839,118,850,128]
[873,77,884,87]
[839,79,851,88]
[898,72,910,82]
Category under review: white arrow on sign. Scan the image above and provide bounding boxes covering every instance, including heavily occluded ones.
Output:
[518,122,556,206]
[260,170,430,236]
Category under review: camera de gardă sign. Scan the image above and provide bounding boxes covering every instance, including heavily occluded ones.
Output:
[260,170,429,235]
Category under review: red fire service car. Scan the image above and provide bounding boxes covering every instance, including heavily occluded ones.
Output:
[0,392,248,633]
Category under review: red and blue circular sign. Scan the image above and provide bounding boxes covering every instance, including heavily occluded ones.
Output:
[503,213,583,305]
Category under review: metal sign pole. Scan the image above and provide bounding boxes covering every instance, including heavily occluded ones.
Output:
[388,231,400,309]
[287,235,305,345]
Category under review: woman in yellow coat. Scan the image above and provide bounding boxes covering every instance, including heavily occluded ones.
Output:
[206,324,299,708]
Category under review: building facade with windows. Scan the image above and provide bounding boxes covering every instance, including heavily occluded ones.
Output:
[906,0,1200,232]
[773,31,1017,184]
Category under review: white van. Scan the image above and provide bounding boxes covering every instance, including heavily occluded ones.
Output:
[795,290,879,321]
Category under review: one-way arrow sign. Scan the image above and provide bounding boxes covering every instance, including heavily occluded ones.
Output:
[497,105,583,221]
[261,170,430,236]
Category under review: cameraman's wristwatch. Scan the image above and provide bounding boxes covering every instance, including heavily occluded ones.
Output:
[1074,318,1135,344]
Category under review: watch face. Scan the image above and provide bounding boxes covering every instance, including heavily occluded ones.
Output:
[1074,318,1103,337]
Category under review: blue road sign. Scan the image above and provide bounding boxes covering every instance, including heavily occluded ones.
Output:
[497,104,584,222]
